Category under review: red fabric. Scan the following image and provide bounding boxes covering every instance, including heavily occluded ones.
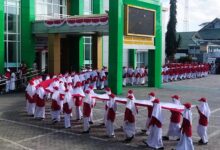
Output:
[5,72,11,79]
[60,94,65,101]
[198,109,208,126]
[51,100,60,111]
[181,118,192,137]
[36,96,45,107]
[170,111,181,123]
[63,103,72,114]
[147,106,153,118]
[148,116,162,128]
[124,108,135,123]
[107,108,116,122]
[83,102,91,117]
[75,97,82,106]
[27,93,36,103]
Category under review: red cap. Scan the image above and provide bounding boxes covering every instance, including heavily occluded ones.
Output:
[198,97,207,102]
[128,90,133,94]
[85,90,90,94]
[184,102,191,109]
[65,89,69,93]
[109,93,115,98]
[29,80,34,85]
[172,95,179,99]
[89,85,94,90]
[152,98,160,103]
[127,95,134,100]
[105,87,111,92]
[53,86,59,91]
[148,92,155,97]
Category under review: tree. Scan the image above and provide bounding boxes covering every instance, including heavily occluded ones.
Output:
[165,0,180,61]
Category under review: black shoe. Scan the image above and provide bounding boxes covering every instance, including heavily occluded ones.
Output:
[176,138,180,141]
[162,136,169,140]
[141,129,147,133]
[198,139,203,143]
[158,147,164,150]
[89,121,93,124]
[125,136,134,142]
[52,120,58,124]
[142,140,149,147]
[82,130,90,134]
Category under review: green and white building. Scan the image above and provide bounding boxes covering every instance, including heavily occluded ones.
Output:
[0,0,163,94]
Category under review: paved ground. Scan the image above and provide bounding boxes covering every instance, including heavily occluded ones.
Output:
[0,75,220,150]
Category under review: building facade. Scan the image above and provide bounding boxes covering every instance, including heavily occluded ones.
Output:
[0,0,162,94]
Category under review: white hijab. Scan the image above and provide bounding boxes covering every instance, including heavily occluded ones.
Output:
[198,101,211,119]
[152,102,163,123]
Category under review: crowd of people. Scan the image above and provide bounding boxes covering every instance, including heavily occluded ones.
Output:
[25,73,211,150]
[162,63,210,83]
[122,66,148,86]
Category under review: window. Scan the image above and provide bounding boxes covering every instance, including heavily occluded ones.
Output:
[35,0,67,20]
[84,0,93,15]
[84,36,92,67]
[136,52,148,67]
[4,0,21,69]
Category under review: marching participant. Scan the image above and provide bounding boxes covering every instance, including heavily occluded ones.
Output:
[63,89,73,128]
[140,65,146,85]
[34,84,46,120]
[73,81,84,120]
[122,66,128,87]
[91,70,98,90]
[123,90,138,142]
[83,89,93,133]
[103,87,111,126]
[26,79,37,116]
[10,71,16,91]
[99,68,107,90]
[51,85,63,124]
[134,67,141,85]
[163,95,182,140]
[175,103,194,150]
[4,69,11,93]
[196,97,210,145]
[88,85,96,124]
[106,93,117,138]
[127,66,134,86]
[143,98,164,149]
[142,92,156,134]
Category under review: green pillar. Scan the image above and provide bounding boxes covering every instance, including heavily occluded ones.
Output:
[0,1,4,73]
[21,0,35,68]
[148,6,162,88]
[108,0,124,94]
[70,0,84,72]
[93,0,104,14]
[129,49,136,69]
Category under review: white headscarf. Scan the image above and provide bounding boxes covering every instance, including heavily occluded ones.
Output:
[198,101,211,120]
[152,100,163,123]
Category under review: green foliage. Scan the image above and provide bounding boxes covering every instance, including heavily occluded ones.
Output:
[165,0,180,61]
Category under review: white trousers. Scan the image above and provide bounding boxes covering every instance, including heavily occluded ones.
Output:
[51,110,61,121]
[27,102,36,115]
[64,113,71,128]
[75,106,82,120]
[106,120,115,136]
[167,122,181,137]
[146,126,163,149]
[123,121,135,138]
[197,124,208,143]
[5,80,10,93]
[176,134,194,150]
[83,117,90,131]
[100,81,105,89]
[34,106,45,119]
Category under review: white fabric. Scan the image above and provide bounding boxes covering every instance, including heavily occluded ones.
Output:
[75,106,82,120]
[176,134,194,150]
[146,126,163,149]
[10,72,16,90]
[51,110,61,121]
[126,99,137,116]
[167,122,181,137]
[64,113,71,128]
[83,117,90,131]
[198,101,211,119]
[27,103,36,115]
[197,124,208,143]
[123,122,136,138]
[34,106,45,119]
[152,103,163,123]
[106,120,115,137]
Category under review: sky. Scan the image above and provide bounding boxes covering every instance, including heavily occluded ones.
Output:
[161,0,220,32]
